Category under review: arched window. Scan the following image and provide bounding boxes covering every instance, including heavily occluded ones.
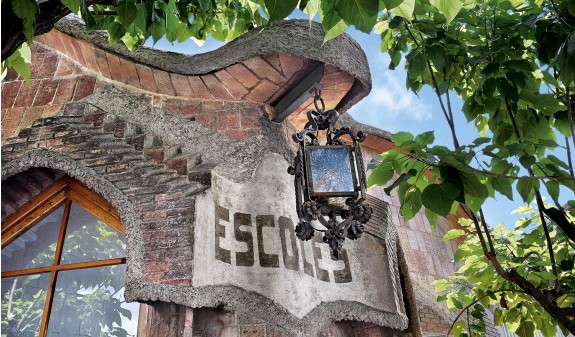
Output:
[1,176,139,337]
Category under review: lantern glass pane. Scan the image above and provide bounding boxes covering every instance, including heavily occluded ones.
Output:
[309,147,355,194]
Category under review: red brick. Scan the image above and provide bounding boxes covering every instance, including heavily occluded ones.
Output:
[54,58,77,77]
[195,114,217,129]
[94,79,110,93]
[29,53,46,79]
[224,130,247,140]
[200,75,234,100]
[201,101,225,112]
[171,73,193,96]
[53,78,77,104]
[13,80,40,107]
[73,76,96,100]
[69,39,86,66]
[144,148,165,163]
[44,32,58,49]
[321,69,355,87]
[240,107,261,130]
[61,35,77,61]
[242,57,283,84]
[42,104,63,117]
[93,49,111,78]
[106,52,124,83]
[187,76,212,99]
[263,54,283,73]
[79,41,98,71]
[51,31,67,57]
[162,98,201,117]
[153,69,175,96]
[38,54,59,78]
[32,79,59,106]
[214,70,248,99]
[20,106,44,129]
[278,54,304,79]
[244,79,280,103]
[2,82,22,108]
[226,64,259,89]
[217,111,239,130]
[135,64,157,92]
[119,57,140,87]
[1,111,24,139]
[3,68,20,82]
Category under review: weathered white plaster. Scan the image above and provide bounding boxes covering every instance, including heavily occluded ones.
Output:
[193,154,403,320]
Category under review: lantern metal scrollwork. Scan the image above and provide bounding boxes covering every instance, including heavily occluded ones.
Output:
[288,89,372,259]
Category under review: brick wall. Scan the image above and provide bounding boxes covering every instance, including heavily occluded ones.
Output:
[1,43,277,142]
[2,102,208,285]
[363,148,462,335]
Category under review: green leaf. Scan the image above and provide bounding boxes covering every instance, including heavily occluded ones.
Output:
[518,155,535,169]
[432,278,451,292]
[264,0,298,21]
[560,259,574,271]
[368,162,394,187]
[116,0,138,27]
[391,131,414,146]
[429,0,463,24]
[490,176,513,200]
[60,0,81,14]
[320,0,349,42]
[503,59,534,72]
[302,0,320,22]
[459,171,488,199]
[517,178,538,203]
[426,45,446,71]
[516,320,535,337]
[383,0,403,10]
[389,0,415,20]
[12,0,37,20]
[335,0,379,33]
[108,21,125,45]
[401,186,422,220]
[415,131,435,146]
[540,319,558,337]
[422,183,459,216]
[442,228,465,242]
[384,169,417,195]
[425,208,439,229]
[544,180,559,205]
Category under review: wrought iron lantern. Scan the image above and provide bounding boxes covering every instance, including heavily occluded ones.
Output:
[288,89,372,259]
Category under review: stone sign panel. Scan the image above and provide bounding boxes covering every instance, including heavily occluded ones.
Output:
[193,154,407,329]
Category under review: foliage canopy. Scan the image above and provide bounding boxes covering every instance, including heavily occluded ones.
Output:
[2,0,575,335]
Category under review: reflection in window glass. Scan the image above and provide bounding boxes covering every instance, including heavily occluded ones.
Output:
[309,147,355,193]
[1,205,64,272]
[1,273,51,337]
[60,203,126,265]
[47,264,138,337]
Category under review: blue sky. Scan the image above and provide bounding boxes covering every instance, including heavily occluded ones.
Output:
[145,14,554,229]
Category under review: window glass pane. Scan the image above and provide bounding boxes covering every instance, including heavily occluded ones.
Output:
[1,205,64,272]
[1,273,51,337]
[309,147,355,193]
[46,264,138,337]
[60,203,126,264]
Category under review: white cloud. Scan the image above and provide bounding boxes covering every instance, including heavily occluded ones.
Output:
[350,69,433,132]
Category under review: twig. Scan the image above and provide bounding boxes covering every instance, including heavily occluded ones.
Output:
[535,191,560,293]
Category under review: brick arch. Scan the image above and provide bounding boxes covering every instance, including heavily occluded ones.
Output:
[1,149,147,281]
[0,104,206,287]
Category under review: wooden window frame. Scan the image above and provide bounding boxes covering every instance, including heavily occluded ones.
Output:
[1,175,130,337]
